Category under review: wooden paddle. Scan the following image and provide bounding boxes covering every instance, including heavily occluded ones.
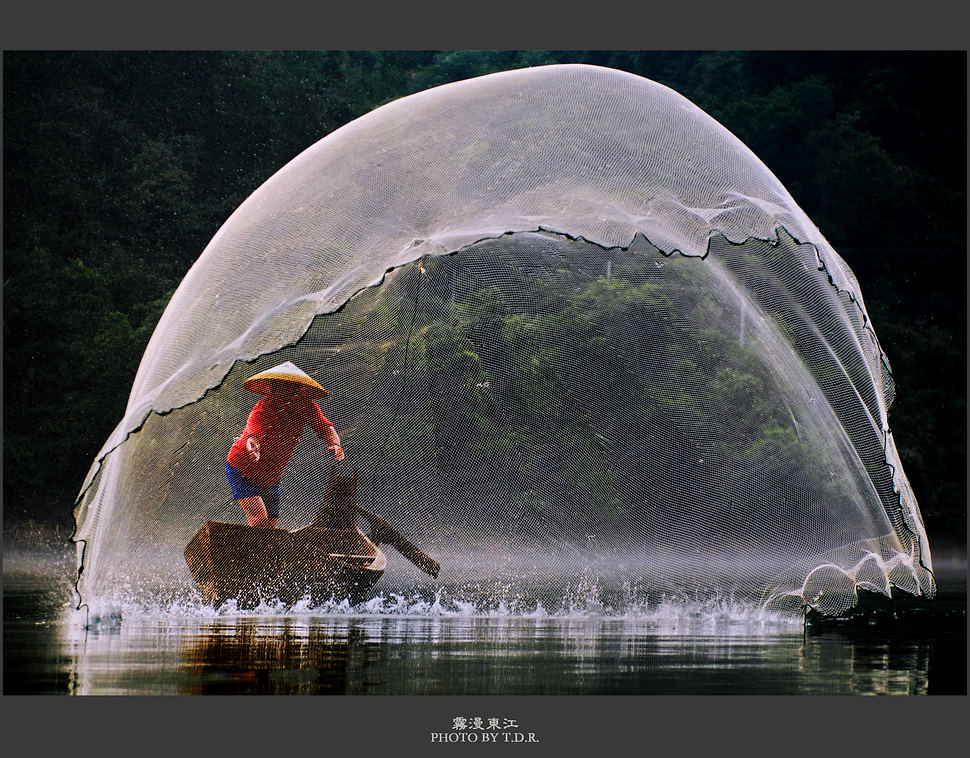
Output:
[305,466,440,579]
[358,505,441,579]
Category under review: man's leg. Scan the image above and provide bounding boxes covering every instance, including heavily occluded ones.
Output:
[238,496,273,528]
[264,485,282,530]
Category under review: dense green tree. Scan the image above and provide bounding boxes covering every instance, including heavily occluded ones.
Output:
[3,51,964,546]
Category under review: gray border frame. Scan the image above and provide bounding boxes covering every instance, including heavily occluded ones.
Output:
[3,1,966,754]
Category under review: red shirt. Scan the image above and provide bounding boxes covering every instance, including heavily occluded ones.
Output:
[227,395,333,487]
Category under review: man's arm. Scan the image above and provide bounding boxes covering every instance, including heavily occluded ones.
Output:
[308,400,344,461]
[323,423,345,461]
[241,400,269,462]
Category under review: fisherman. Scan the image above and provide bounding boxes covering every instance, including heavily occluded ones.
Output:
[226,361,344,529]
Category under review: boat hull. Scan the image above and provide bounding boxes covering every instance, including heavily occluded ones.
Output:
[185,520,385,608]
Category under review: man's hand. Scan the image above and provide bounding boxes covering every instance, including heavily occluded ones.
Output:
[246,436,261,462]
[329,445,345,462]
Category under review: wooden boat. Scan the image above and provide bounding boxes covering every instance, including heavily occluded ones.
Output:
[185,467,437,608]
[184,520,387,607]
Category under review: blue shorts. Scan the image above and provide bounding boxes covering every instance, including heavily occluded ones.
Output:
[226,463,281,520]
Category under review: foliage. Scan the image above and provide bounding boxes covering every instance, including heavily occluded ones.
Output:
[2,51,964,544]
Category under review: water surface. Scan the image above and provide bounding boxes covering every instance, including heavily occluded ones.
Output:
[4,551,964,696]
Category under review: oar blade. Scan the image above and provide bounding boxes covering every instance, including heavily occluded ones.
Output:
[359,507,440,579]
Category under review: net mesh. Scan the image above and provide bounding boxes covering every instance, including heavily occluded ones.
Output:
[73,64,934,617]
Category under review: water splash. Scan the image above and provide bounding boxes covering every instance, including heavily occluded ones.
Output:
[66,582,803,637]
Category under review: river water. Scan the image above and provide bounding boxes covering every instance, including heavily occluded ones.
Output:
[4,546,965,697]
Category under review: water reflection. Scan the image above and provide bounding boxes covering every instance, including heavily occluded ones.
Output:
[182,621,367,695]
[799,631,931,695]
[4,564,962,696]
[50,611,954,695]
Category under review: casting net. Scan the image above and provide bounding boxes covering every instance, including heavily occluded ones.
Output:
[73,64,935,617]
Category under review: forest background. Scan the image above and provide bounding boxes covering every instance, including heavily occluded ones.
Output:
[3,50,965,557]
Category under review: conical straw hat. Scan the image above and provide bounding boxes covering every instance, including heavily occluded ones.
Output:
[243,361,328,399]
